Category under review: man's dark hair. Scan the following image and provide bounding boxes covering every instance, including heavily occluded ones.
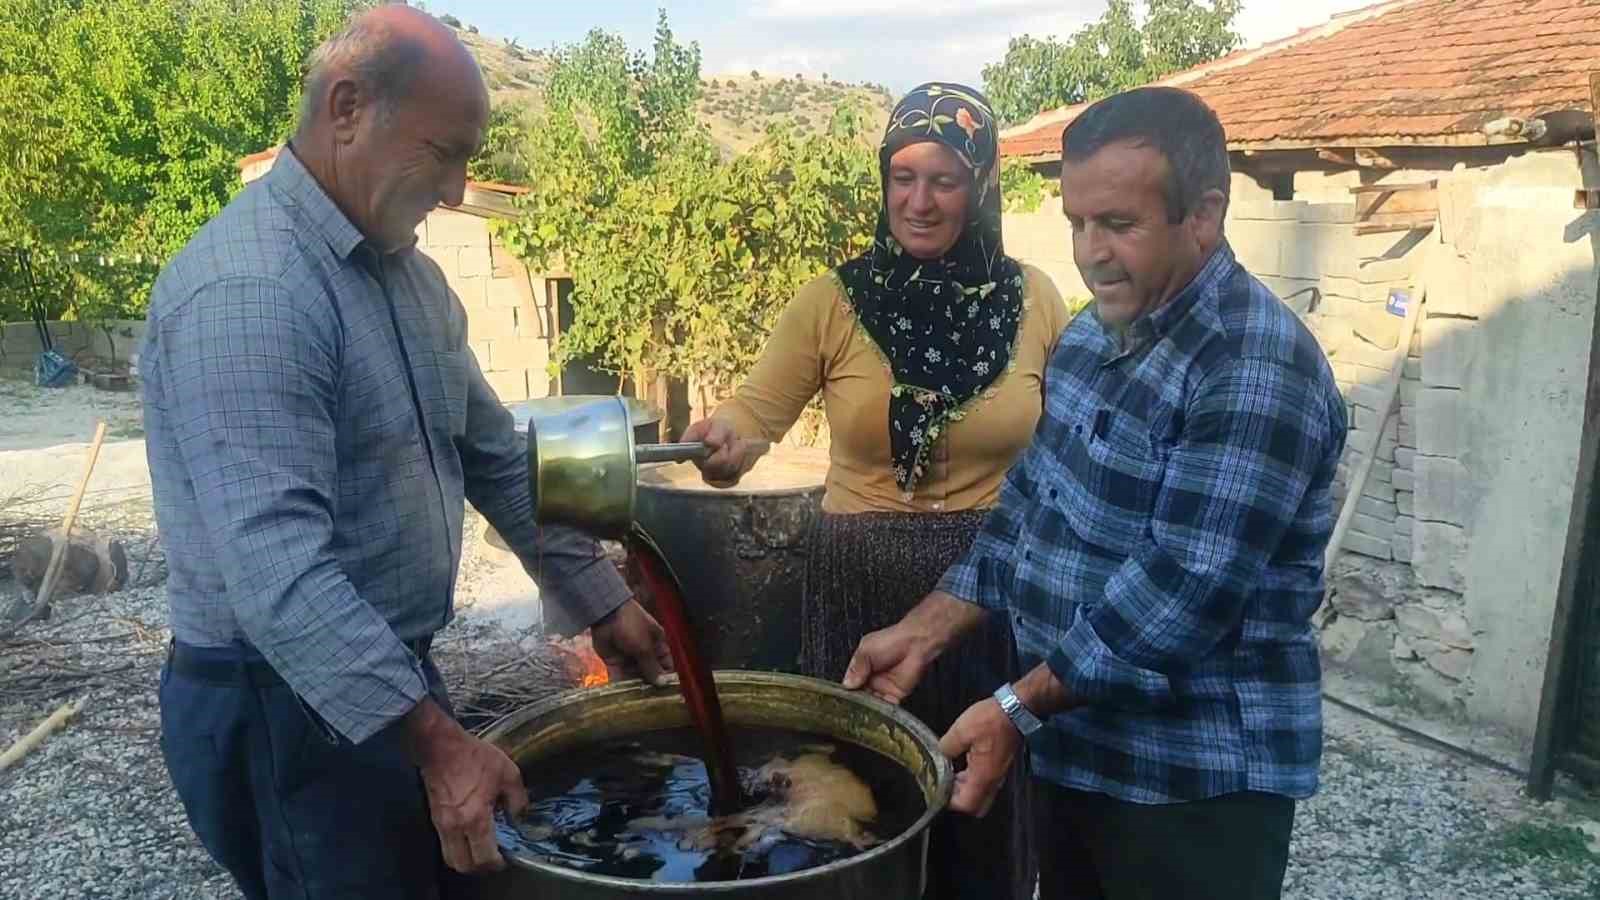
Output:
[1061,87,1230,223]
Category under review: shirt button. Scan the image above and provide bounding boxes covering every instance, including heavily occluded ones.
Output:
[1050,489,1058,500]
[1025,551,1033,561]
[1074,425,1083,435]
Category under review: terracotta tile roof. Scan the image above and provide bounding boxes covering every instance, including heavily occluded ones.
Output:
[1000,0,1600,161]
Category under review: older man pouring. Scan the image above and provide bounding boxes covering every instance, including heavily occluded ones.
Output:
[141,7,671,898]
[843,87,1348,899]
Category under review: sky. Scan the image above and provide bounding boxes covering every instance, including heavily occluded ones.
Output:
[421,0,1378,94]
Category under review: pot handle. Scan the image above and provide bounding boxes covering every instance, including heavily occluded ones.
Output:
[634,440,773,465]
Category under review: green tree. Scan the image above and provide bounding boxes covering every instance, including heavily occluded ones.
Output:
[468,101,536,184]
[0,0,368,321]
[981,0,1241,126]
[496,12,878,406]
[1000,158,1054,214]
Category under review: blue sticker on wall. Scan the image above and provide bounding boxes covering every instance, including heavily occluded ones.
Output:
[1386,289,1410,318]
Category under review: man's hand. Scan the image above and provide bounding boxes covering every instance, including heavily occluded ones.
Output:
[939,697,1021,818]
[842,591,984,704]
[681,417,758,487]
[841,621,936,705]
[590,599,674,686]
[405,698,527,875]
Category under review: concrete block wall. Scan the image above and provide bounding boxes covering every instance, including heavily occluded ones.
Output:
[0,319,146,372]
[1270,148,1599,755]
[1227,166,1495,718]
[1226,170,1424,546]
[1000,210,1090,303]
[1427,149,1594,750]
[416,209,554,404]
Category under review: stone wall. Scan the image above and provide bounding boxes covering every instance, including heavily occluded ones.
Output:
[0,319,146,373]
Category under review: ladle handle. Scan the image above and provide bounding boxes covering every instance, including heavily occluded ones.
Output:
[635,442,711,464]
[634,439,774,465]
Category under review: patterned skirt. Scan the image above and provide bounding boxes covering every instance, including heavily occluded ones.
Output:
[800,510,1035,900]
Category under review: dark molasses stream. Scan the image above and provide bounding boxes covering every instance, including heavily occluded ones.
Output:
[623,525,743,815]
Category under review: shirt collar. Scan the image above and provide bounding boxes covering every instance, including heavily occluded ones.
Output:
[1094,240,1236,354]
[265,144,368,262]
[1147,240,1235,336]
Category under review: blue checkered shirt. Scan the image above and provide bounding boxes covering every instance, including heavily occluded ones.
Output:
[940,243,1346,803]
[142,148,630,743]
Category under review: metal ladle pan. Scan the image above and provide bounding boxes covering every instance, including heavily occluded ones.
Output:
[525,396,768,538]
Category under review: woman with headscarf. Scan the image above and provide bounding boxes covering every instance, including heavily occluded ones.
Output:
[680,83,1069,899]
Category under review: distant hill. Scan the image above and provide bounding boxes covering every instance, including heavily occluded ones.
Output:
[695,73,893,154]
[444,17,895,157]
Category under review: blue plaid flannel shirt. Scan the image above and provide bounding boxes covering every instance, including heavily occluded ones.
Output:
[142,148,630,744]
[939,243,1346,803]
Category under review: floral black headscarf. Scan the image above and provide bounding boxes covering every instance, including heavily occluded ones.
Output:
[836,82,1025,494]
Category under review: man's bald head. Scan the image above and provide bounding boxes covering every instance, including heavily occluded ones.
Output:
[297,4,483,133]
[290,5,491,253]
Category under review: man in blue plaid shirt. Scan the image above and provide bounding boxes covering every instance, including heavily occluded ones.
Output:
[844,87,1346,899]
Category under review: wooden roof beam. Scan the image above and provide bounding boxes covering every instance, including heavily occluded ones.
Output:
[1317,147,1399,169]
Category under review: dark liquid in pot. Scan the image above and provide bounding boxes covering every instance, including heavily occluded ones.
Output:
[498,726,926,882]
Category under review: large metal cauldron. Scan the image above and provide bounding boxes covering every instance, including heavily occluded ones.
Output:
[463,672,953,899]
[633,448,828,673]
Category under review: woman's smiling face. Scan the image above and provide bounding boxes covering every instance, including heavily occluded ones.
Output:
[885,141,970,261]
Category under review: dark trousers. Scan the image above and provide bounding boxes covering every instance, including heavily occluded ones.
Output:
[159,642,459,900]
[1033,780,1296,900]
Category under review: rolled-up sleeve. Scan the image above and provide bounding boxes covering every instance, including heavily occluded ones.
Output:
[156,278,427,744]
[456,345,630,635]
[1048,356,1332,709]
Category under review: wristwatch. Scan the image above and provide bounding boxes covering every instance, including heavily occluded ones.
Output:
[993,683,1044,736]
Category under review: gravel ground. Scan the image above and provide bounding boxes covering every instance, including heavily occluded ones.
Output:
[4,571,1598,899]
[2,379,1597,898]
[1285,711,1600,899]
[0,583,235,900]
[0,375,144,453]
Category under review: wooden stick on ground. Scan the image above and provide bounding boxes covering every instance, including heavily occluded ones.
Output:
[1325,283,1424,572]
[0,696,89,773]
[1,422,109,641]
[32,421,109,609]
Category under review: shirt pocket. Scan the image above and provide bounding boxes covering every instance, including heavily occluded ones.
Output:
[1065,409,1164,555]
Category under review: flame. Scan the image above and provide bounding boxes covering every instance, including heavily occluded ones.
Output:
[567,633,610,688]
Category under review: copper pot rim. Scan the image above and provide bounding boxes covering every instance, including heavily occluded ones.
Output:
[482,670,956,893]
